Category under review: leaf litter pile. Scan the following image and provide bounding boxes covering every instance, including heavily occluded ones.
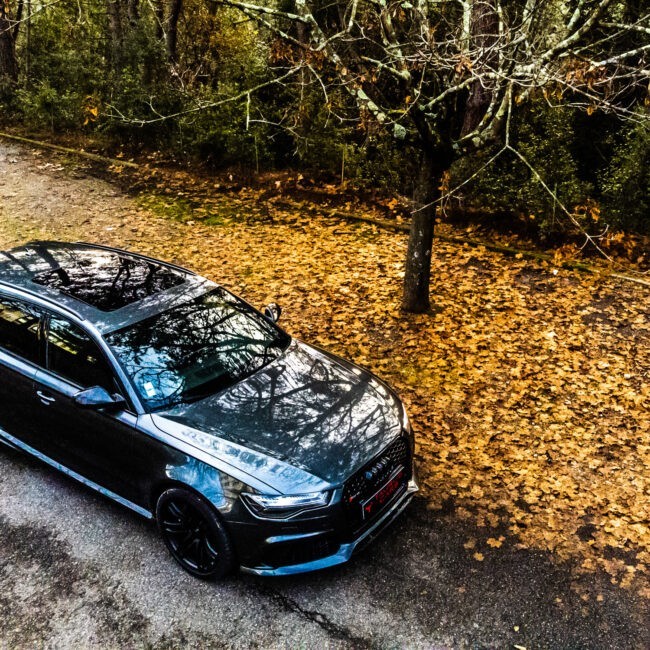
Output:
[0,150,648,599]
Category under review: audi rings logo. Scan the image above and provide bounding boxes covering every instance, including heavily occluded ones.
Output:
[364,456,392,481]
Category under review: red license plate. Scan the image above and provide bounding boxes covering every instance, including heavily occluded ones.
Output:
[361,468,406,519]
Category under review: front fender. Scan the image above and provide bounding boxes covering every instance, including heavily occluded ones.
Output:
[164,457,248,514]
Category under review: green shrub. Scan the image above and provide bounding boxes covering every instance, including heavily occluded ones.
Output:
[601,115,650,234]
[450,103,594,235]
[14,81,83,130]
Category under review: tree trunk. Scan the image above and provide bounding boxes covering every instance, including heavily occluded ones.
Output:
[402,152,440,313]
[0,3,19,86]
[127,0,139,27]
[165,0,183,63]
[153,0,164,40]
[12,0,23,40]
[106,0,123,67]
[461,0,498,137]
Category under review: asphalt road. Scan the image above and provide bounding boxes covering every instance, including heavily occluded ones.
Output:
[1,443,648,649]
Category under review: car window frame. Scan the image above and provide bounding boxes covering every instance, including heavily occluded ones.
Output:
[43,313,143,415]
[0,290,46,370]
[43,312,121,394]
[0,285,142,415]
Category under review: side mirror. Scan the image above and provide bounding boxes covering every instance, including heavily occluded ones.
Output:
[264,302,282,323]
[74,386,126,411]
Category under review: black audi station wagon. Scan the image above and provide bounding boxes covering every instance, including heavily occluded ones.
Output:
[0,241,417,579]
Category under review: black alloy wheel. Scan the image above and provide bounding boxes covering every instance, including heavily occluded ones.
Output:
[156,487,235,580]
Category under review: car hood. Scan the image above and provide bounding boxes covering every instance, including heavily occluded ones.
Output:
[151,340,403,492]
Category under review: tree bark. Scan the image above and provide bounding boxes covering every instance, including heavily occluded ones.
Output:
[461,0,498,136]
[127,0,139,27]
[153,0,164,40]
[0,2,19,85]
[106,0,123,66]
[402,152,440,313]
[165,0,183,63]
[12,0,23,39]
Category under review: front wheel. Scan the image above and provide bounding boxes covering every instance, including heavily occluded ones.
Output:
[156,487,235,580]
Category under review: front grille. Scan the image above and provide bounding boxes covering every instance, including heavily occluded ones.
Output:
[342,437,411,532]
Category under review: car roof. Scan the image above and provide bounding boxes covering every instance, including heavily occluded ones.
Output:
[0,241,215,333]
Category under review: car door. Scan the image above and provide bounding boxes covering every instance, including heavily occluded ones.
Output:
[0,294,44,447]
[32,313,160,507]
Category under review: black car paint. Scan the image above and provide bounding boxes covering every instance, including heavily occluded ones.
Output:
[157,340,403,486]
[0,242,417,575]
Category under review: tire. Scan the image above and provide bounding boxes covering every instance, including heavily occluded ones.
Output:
[156,487,236,580]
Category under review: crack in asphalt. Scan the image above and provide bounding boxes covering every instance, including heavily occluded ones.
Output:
[250,584,378,649]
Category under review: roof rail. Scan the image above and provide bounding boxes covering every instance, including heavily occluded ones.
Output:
[72,241,197,276]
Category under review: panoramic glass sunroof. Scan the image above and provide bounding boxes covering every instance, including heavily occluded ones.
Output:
[31,247,186,311]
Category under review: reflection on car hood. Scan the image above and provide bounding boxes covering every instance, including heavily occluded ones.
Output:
[152,340,402,491]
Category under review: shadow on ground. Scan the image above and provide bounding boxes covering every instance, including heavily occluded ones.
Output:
[252,498,650,649]
[1,446,647,649]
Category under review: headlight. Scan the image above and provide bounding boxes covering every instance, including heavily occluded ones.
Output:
[241,491,331,518]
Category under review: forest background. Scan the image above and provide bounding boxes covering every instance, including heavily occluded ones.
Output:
[0,0,648,281]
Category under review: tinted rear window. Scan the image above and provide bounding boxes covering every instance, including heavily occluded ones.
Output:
[31,247,185,311]
[0,296,41,364]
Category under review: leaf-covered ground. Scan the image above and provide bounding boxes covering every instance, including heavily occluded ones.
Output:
[1,143,648,599]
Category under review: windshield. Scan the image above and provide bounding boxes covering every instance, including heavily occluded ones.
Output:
[105,288,291,410]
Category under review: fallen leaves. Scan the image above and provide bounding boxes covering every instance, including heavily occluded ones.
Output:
[1,147,649,597]
[487,537,505,548]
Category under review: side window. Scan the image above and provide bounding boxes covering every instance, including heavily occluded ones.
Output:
[47,316,115,392]
[0,295,42,364]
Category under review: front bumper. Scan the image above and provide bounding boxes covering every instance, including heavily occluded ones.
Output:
[240,475,419,576]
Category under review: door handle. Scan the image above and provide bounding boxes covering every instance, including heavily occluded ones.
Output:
[36,390,56,405]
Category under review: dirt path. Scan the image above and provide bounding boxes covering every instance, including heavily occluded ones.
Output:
[1,140,649,648]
